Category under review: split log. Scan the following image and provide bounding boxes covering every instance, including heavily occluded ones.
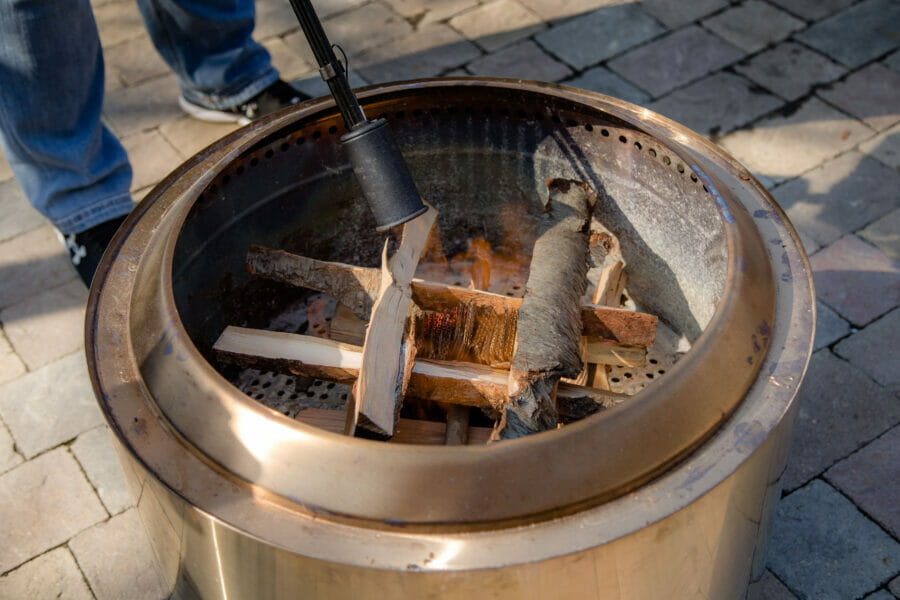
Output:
[349,206,438,438]
[247,246,656,346]
[444,404,470,445]
[501,179,595,439]
[246,246,380,321]
[213,326,625,421]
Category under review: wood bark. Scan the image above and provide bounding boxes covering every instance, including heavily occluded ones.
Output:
[501,179,595,439]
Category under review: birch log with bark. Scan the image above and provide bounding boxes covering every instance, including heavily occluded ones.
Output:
[500,179,595,439]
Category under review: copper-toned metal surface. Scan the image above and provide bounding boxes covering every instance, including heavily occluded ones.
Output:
[86,78,814,599]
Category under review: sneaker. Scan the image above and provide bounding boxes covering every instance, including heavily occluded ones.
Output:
[59,214,128,287]
[178,79,309,125]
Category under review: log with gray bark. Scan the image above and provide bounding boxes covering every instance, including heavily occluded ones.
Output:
[500,179,596,439]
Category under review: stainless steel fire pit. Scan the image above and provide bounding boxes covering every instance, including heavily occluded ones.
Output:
[85,78,814,599]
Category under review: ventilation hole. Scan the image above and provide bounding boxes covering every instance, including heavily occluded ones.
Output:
[658,370,666,375]
[601,129,609,136]
[584,123,593,131]
[306,391,315,397]
[677,163,685,173]
[413,109,423,117]
[506,292,515,296]
[326,382,335,389]
[319,393,328,399]
[264,149,274,159]
[286,378,294,385]
[624,372,632,378]
[290,393,298,400]
[295,136,305,146]
[328,125,338,134]
[611,377,620,383]
[512,285,521,290]
[312,130,321,140]
[703,185,709,193]
[662,156,671,165]
[280,142,289,152]
[250,157,259,166]
[255,393,265,400]
[262,382,271,389]
[314,380,322,386]
[649,358,658,364]
[277,390,285,396]
[341,393,348,400]
[690,174,698,182]
[618,135,627,143]
[566,119,577,127]
[236,165,245,175]
[395,111,405,118]
[648,148,656,157]
[634,141,642,150]
[647,373,654,379]
[222,175,231,185]
[251,379,260,386]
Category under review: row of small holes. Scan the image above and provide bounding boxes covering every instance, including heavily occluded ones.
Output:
[202,106,710,198]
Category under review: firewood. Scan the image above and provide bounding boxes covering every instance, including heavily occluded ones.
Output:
[330,304,366,346]
[501,179,595,439]
[246,245,379,321]
[444,404,470,445]
[349,206,438,438]
[213,326,625,420]
[247,246,656,346]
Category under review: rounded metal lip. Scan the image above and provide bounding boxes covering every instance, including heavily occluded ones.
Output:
[87,78,798,526]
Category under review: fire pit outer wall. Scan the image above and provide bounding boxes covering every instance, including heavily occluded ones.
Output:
[86,79,814,600]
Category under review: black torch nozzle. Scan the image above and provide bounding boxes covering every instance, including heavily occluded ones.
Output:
[286,0,427,231]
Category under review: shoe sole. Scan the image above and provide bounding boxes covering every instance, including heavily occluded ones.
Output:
[178,96,252,126]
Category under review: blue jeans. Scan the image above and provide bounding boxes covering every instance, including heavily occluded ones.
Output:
[0,0,278,234]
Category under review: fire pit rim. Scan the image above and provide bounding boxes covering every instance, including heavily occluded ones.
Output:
[87,78,809,528]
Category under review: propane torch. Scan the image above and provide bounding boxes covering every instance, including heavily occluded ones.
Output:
[287,0,428,231]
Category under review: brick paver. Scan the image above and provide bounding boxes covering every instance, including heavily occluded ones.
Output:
[826,426,900,539]
[608,25,744,98]
[811,235,900,326]
[0,547,94,600]
[734,41,847,101]
[834,308,900,390]
[648,71,782,136]
[467,40,572,81]
[534,4,664,70]
[0,448,107,574]
[1,1,898,597]
[860,208,900,260]
[772,151,900,250]
[796,0,900,68]
[0,352,104,459]
[69,509,170,600]
[818,63,900,132]
[701,0,804,53]
[782,350,900,491]
[564,66,651,105]
[768,480,900,600]
[449,0,544,52]
[0,179,44,244]
[719,97,874,184]
[0,279,88,370]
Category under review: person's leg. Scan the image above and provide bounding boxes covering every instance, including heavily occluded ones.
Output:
[0,0,133,236]
[135,0,279,109]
